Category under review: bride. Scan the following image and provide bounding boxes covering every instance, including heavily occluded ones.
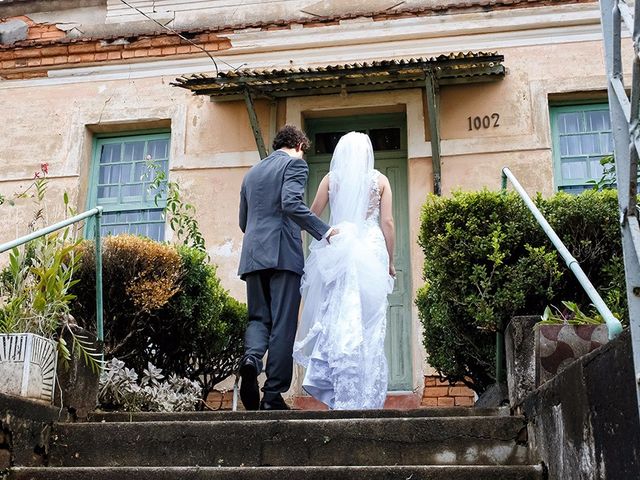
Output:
[293,131,396,410]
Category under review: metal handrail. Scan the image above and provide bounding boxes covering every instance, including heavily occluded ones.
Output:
[501,167,623,340]
[0,207,104,342]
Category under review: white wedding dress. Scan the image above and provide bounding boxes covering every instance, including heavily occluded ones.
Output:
[293,132,394,410]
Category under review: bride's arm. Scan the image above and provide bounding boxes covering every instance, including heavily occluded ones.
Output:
[379,175,396,277]
[310,174,330,217]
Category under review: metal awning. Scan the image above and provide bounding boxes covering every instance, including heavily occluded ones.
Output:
[172,52,504,98]
[172,52,505,194]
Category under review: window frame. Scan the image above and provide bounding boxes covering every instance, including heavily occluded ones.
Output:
[86,130,171,240]
[550,102,612,192]
[305,112,408,162]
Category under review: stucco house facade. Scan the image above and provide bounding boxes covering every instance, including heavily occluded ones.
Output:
[0,0,624,408]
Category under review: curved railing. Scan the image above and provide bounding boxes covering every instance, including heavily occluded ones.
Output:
[0,207,104,342]
[501,167,623,340]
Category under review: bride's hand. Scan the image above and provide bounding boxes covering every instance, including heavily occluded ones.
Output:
[389,264,396,278]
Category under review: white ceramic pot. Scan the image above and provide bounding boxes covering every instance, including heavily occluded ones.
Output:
[0,333,57,403]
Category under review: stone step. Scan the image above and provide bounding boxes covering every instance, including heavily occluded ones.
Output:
[10,465,545,480]
[87,407,509,423]
[50,416,530,467]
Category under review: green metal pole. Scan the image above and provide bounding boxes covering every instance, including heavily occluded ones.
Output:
[94,207,104,343]
[495,170,508,384]
[496,319,505,384]
[425,70,442,196]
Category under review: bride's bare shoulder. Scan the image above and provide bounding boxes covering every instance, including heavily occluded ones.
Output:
[376,171,391,192]
[319,172,331,191]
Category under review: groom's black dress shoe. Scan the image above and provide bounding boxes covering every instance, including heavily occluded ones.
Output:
[239,359,260,411]
[260,397,290,411]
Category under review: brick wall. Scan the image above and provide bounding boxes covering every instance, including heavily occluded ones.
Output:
[0,0,589,80]
[421,375,475,407]
[205,390,235,411]
[0,17,232,80]
[206,377,476,411]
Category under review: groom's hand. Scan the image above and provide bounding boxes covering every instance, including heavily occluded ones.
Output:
[326,228,340,243]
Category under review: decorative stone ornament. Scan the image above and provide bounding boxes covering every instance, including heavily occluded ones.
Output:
[535,324,609,386]
[0,333,57,403]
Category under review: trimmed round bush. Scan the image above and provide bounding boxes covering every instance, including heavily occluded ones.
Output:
[71,235,247,400]
[417,189,625,394]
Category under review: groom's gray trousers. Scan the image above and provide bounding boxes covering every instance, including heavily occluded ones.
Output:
[244,268,301,401]
[238,150,330,402]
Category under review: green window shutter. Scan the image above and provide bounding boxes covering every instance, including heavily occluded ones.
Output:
[550,103,613,194]
[87,132,170,241]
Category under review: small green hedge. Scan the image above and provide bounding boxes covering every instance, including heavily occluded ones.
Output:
[417,189,625,394]
[71,235,247,400]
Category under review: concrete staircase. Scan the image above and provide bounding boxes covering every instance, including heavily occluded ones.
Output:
[10,408,545,480]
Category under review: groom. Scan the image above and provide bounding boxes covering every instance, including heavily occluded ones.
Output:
[238,125,335,410]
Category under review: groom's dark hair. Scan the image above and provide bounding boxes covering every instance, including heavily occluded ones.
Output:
[272,125,311,152]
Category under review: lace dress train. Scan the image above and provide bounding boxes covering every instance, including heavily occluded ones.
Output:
[293,170,393,410]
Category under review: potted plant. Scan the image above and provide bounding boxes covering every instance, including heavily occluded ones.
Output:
[535,301,613,386]
[0,164,102,404]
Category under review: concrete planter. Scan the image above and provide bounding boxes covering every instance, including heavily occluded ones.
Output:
[535,324,608,386]
[505,316,538,409]
[0,333,57,404]
[54,326,101,419]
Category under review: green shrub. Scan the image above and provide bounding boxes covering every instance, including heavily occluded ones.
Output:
[71,235,183,359]
[71,236,247,400]
[540,190,626,314]
[152,245,247,396]
[417,189,625,394]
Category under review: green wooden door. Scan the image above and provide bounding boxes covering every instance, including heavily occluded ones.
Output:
[305,114,413,391]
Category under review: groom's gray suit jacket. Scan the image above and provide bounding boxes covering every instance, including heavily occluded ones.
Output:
[238,150,330,279]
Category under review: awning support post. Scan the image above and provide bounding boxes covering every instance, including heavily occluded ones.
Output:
[425,70,442,196]
[243,88,268,159]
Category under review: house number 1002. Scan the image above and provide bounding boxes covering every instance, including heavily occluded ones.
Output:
[467,113,500,130]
